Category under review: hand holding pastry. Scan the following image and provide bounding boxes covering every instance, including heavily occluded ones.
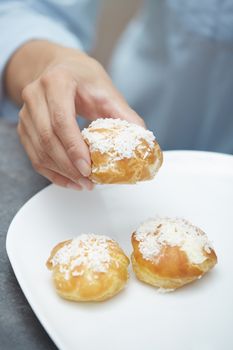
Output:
[6,40,144,190]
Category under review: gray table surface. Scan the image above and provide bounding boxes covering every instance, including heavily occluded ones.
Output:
[0,119,57,350]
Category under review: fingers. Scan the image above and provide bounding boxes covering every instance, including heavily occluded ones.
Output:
[17,122,82,189]
[20,83,94,190]
[75,74,145,128]
[41,70,92,177]
[95,95,146,128]
[109,101,146,128]
[18,56,146,193]
[92,62,146,127]
[24,89,93,185]
[19,106,58,174]
[107,88,146,127]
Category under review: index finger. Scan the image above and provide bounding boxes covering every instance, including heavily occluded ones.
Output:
[43,75,92,177]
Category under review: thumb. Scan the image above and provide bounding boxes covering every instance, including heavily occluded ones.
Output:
[101,98,146,128]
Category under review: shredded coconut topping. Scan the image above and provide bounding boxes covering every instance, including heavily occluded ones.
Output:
[51,234,112,280]
[82,118,155,159]
[135,217,213,265]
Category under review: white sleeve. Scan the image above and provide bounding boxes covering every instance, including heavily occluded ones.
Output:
[0,0,90,104]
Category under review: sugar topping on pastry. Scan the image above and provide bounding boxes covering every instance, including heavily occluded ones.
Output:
[135,217,213,264]
[47,234,130,301]
[51,234,112,279]
[82,118,155,160]
[81,118,162,184]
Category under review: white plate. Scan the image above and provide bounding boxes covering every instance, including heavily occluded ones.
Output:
[6,151,233,350]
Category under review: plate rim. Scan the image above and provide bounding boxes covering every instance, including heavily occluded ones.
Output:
[6,150,233,350]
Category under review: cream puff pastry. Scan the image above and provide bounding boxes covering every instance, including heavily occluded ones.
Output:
[81,118,163,184]
[131,217,217,291]
[47,234,129,301]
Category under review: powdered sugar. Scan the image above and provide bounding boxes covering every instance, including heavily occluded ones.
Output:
[51,234,112,280]
[82,118,155,159]
[135,217,213,265]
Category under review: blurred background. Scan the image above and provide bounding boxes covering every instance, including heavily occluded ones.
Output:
[93,0,142,68]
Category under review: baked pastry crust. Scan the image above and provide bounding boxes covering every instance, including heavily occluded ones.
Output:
[131,218,217,290]
[46,234,129,301]
[82,118,163,184]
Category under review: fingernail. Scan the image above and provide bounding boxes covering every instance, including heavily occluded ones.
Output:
[67,183,82,191]
[78,178,94,191]
[75,159,91,177]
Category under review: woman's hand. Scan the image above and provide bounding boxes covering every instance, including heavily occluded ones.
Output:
[5,41,144,190]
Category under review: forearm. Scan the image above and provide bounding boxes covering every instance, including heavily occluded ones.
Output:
[4,40,83,106]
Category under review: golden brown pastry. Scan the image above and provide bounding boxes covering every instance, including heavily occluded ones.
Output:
[46,234,129,301]
[81,118,163,184]
[131,217,217,291]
